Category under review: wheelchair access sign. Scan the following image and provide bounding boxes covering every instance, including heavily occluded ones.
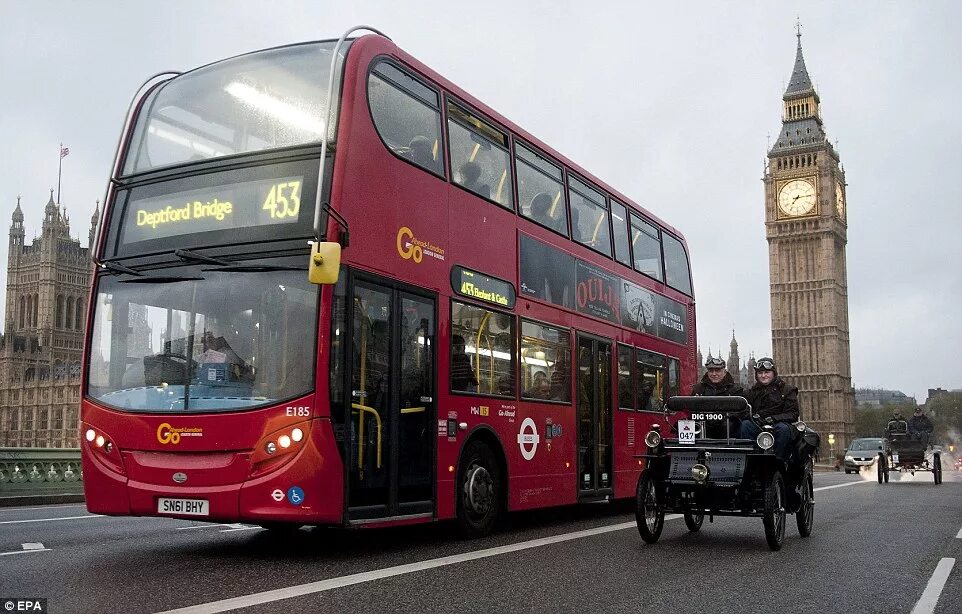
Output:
[677,420,696,444]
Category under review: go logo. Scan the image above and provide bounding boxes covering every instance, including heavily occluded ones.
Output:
[157,422,180,445]
[396,226,423,263]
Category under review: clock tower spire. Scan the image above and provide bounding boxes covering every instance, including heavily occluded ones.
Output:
[763,28,854,448]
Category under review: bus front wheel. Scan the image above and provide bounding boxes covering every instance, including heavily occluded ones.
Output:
[456,440,503,538]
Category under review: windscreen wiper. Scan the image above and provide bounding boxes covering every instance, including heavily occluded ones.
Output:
[174,248,228,265]
[101,261,144,276]
[119,275,205,284]
[201,264,305,273]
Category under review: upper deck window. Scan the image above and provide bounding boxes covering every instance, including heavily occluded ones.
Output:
[368,60,445,176]
[630,214,663,282]
[662,232,693,296]
[568,176,611,257]
[124,42,346,175]
[610,200,632,267]
[447,103,514,209]
[516,143,567,235]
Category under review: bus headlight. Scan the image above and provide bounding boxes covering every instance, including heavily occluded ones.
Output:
[265,441,277,455]
[85,429,96,442]
[644,430,662,448]
[691,464,709,483]
[757,431,775,450]
[291,428,304,443]
[278,435,292,449]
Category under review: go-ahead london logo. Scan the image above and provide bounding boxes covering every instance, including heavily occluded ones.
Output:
[517,417,540,461]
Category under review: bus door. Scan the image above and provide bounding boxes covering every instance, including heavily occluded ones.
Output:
[576,334,613,499]
[347,279,436,521]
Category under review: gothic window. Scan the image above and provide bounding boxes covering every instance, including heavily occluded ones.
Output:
[18,296,24,328]
[57,295,64,328]
[32,293,38,326]
[65,298,74,330]
[75,299,84,330]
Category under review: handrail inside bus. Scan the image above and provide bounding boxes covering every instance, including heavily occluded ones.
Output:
[93,71,181,267]
[352,403,382,474]
[313,25,391,245]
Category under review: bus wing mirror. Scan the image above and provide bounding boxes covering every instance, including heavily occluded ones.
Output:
[308,241,341,285]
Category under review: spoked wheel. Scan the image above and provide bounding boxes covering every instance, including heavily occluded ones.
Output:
[933,454,942,485]
[635,471,664,544]
[683,511,704,532]
[763,471,787,551]
[456,441,502,538]
[795,472,814,537]
[877,453,885,483]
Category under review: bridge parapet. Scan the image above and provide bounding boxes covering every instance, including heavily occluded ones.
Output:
[0,447,83,493]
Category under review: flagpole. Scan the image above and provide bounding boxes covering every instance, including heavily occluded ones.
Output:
[57,142,63,204]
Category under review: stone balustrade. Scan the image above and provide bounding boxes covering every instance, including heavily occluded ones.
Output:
[0,447,83,493]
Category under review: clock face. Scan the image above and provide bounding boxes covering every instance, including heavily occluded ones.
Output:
[835,181,845,218]
[778,179,816,217]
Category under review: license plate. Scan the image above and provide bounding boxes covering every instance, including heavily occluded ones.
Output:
[678,420,696,444]
[892,454,899,463]
[157,498,209,516]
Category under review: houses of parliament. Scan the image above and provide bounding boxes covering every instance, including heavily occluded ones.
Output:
[0,192,98,448]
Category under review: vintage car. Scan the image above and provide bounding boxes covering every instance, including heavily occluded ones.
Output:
[635,395,820,551]
[878,431,942,484]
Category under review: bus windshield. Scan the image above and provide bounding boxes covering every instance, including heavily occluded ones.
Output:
[87,260,318,412]
[123,41,348,175]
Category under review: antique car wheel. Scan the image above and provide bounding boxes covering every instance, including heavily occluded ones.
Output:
[877,454,885,484]
[933,454,942,485]
[456,440,502,538]
[683,511,704,532]
[635,472,664,544]
[763,472,786,551]
[795,473,814,537]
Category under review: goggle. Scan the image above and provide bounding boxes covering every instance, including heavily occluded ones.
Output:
[755,359,775,371]
[705,358,726,368]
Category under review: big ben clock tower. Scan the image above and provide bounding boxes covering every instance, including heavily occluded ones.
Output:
[763,30,855,448]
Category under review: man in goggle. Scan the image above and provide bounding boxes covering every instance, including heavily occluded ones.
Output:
[907,407,934,446]
[692,356,745,438]
[886,409,908,438]
[739,357,799,461]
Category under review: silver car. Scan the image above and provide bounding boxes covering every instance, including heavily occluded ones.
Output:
[844,437,886,473]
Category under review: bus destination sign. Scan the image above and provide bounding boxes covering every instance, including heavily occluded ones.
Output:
[122,175,305,244]
[451,266,516,309]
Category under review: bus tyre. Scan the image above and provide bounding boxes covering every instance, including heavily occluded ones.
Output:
[762,471,786,551]
[456,440,502,538]
[635,471,664,544]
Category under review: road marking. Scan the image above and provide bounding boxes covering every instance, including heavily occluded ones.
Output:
[176,523,233,531]
[156,514,684,614]
[0,514,103,525]
[956,525,962,539]
[812,480,870,492]
[0,503,86,513]
[0,543,51,556]
[910,558,955,614]
[220,526,262,533]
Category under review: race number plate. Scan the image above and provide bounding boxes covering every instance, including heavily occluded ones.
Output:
[677,420,696,444]
[157,498,209,516]
[892,454,899,464]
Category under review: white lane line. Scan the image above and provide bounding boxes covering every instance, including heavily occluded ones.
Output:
[910,558,956,614]
[219,526,262,533]
[0,503,86,513]
[0,543,51,556]
[813,480,870,492]
[956,525,962,539]
[0,514,103,525]
[157,514,684,614]
[176,524,233,531]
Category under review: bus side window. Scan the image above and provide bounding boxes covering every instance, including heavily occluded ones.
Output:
[662,233,693,296]
[520,320,571,403]
[630,214,664,282]
[368,60,445,177]
[451,301,516,397]
[516,142,568,236]
[447,102,514,210]
[568,176,611,258]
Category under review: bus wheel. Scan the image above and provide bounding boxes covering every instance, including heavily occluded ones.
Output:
[456,440,502,538]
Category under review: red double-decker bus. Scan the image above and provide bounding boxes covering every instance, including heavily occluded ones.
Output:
[81,27,696,535]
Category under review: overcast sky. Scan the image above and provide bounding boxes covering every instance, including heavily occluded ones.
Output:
[2,1,960,401]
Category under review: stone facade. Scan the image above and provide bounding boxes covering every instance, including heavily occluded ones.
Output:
[0,192,97,448]
[762,35,856,448]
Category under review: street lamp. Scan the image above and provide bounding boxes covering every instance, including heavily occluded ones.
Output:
[828,433,836,469]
